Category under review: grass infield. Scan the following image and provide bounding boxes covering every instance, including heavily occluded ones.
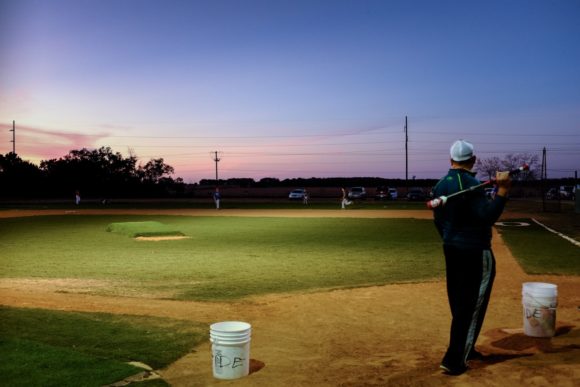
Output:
[1,215,444,301]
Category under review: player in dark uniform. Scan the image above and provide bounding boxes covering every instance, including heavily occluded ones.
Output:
[431,140,512,375]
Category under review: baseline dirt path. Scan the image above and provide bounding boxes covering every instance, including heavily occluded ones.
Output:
[1,209,578,386]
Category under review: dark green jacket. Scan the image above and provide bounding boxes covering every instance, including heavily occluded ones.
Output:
[432,169,507,249]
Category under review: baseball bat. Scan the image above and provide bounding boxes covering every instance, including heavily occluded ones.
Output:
[427,164,529,209]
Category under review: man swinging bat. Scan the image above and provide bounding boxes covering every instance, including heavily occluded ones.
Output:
[430,139,512,375]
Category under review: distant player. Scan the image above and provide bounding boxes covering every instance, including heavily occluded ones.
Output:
[213,188,221,209]
[341,187,352,209]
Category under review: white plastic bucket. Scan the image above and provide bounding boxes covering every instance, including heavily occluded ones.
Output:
[210,321,251,380]
[522,282,557,337]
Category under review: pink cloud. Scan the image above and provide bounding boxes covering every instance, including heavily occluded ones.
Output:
[0,123,111,164]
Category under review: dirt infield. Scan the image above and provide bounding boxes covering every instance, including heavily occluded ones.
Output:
[1,209,579,386]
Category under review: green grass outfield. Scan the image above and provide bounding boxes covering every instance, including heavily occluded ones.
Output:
[0,215,443,301]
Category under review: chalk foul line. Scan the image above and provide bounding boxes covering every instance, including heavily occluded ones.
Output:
[531,218,580,248]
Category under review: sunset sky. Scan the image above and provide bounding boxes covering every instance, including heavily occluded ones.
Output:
[1,0,579,183]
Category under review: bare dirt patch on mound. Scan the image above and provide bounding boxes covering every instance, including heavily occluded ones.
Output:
[135,236,191,241]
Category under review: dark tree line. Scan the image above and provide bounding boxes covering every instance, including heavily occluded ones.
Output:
[2,148,565,200]
[197,154,544,189]
[0,147,184,199]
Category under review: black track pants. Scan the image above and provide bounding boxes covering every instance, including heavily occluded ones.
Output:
[442,245,496,367]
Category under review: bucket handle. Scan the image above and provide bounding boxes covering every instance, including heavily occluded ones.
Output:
[523,292,557,310]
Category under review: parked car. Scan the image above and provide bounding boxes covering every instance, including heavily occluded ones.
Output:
[546,186,575,200]
[288,188,306,200]
[560,186,575,200]
[545,187,558,200]
[406,188,426,201]
[375,186,388,200]
[348,187,366,200]
[375,186,398,200]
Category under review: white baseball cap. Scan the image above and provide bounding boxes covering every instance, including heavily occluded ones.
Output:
[450,139,474,161]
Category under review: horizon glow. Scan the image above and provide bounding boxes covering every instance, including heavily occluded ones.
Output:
[1,0,578,183]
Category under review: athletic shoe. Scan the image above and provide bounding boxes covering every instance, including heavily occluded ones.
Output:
[440,363,467,376]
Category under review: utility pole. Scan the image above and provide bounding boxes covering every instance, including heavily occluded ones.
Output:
[404,116,408,193]
[211,151,221,187]
[541,147,547,212]
[541,147,547,180]
[9,120,15,154]
[576,170,580,214]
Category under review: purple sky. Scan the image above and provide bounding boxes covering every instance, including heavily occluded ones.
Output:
[1,0,579,183]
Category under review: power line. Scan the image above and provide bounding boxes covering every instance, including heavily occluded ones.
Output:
[11,127,401,140]
[413,130,580,137]
[11,124,579,140]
